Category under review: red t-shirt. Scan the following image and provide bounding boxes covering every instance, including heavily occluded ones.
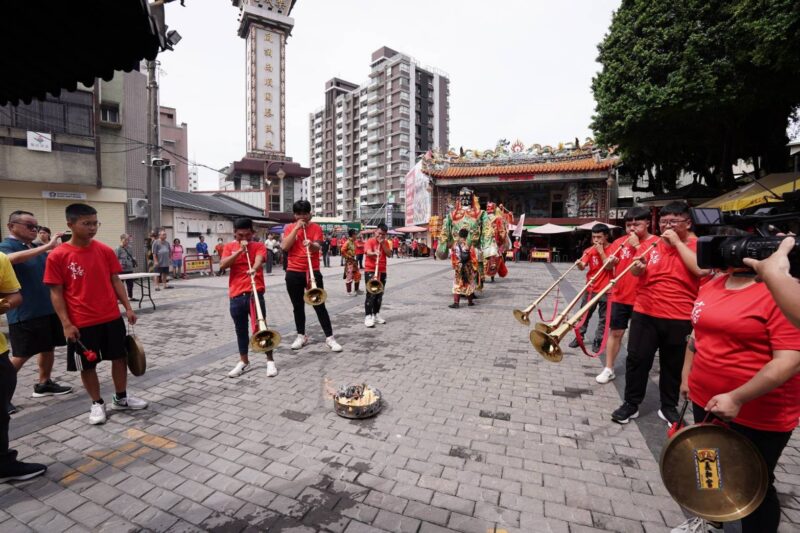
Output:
[513,241,521,250]
[44,240,122,328]
[634,237,700,320]
[364,238,389,273]
[330,237,338,247]
[392,238,400,248]
[221,241,266,298]
[688,275,800,432]
[355,239,365,255]
[285,223,323,272]
[580,244,612,292]
[608,234,658,306]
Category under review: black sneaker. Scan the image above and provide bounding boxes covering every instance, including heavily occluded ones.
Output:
[32,380,73,398]
[592,340,602,352]
[568,338,581,349]
[448,303,459,309]
[658,406,680,428]
[7,403,16,415]
[0,461,47,483]
[611,402,639,424]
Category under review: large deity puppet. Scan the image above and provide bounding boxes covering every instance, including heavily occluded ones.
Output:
[436,188,497,288]
[484,202,511,281]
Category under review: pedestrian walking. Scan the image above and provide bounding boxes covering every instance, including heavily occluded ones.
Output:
[152,231,172,290]
[264,233,277,275]
[44,203,147,426]
[321,235,331,268]
[115,234,137,300]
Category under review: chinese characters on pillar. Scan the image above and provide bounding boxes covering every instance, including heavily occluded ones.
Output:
[246,25,282,154]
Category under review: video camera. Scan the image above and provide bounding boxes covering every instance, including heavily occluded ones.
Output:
[690,191,800,277]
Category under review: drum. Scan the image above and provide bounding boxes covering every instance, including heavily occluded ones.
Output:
[660,422,768,522]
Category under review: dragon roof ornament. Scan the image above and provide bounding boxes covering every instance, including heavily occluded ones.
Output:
[420,138,618,172]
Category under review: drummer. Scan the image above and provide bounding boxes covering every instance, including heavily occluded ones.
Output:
[672,264,800,533]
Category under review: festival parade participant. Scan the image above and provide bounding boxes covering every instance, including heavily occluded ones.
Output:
[595,207,658,384]
[364,223,392,327]
[448,228,478,308]
[220,218,276,378]
[0,211,73,407]
[436,187,495,295]
[44,204,147,425]
[341,229,361,297]
[612,202,701,425]
[670,267,800,533]
[484,202,511,282]
[281,201,342,352]
[570,224,613,352]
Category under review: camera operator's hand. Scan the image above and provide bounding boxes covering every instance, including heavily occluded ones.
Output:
[743,236,793,280]
[660,229,680,247]
[705,392,742,422]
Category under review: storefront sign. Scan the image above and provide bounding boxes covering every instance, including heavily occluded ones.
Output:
[42,191,87,200]
[183,255,213,274]
[404,161,431,226]
[27,131,52,152]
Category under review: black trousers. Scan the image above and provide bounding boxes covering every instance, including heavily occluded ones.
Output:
[265,250,273,274]
[364,272,387,316]
[285,270,333,337]
[357,254,364,269]
[624,311,692,410]
[691,403,791,533]
[0,352,17,468]
[229,292,266,356]
[121,270,135,298]
[577,292,607,344]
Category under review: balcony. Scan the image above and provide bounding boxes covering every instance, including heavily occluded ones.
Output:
[367,131,382,143]
[367,145,381,156]
[367,104,384,117]
[367,118,381,130]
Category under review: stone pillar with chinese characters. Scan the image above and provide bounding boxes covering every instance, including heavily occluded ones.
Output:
[233,0,297,160]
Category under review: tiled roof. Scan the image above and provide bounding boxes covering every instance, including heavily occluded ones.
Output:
[161,189,265,218]
[425,157,617,178]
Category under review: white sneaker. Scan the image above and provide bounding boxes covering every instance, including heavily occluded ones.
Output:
[374,314,386,324]
[291,334,309,350]
[111,395,148,410]
[266,361,278,377]
[228,361,250,378]
[89,403,107,425]
[364,314,375,328]
[596,368,615,384]
[326,336,343,352]
[670,517,723,533]
[349,291,357,297]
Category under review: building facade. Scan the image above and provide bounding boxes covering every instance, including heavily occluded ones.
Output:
[309,46,449,227]
[0,71,149,258]
[159,106,189,192]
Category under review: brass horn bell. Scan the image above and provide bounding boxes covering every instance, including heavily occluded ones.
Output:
[250,327,281,353]
[366,278,384,295]
[529,323,569,362]
[512,309,530,326]
[304,287,327,306]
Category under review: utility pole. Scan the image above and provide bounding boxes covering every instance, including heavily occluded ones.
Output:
[146,60,162,232]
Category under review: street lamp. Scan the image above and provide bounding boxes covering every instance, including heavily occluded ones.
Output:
[264,161,286,217]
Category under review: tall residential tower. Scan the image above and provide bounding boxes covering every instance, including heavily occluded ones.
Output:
[309,46,449,226]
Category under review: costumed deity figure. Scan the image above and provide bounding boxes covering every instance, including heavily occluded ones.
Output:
[448,228,479,308]
[484,202,512,281]
[436,187,495,291]
[341,229,361,296]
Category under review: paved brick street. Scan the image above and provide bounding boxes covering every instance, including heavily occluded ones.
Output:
[1,258,798,532]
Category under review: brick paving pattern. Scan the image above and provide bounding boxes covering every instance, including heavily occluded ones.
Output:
[1,258,798,532]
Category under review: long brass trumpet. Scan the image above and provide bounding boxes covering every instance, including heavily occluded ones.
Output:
[365,244,384,295]
[241,242,281,352]
[513,261,580,325]
[530,242,658,362]
[534,245,624,334]
[302,227,327,306]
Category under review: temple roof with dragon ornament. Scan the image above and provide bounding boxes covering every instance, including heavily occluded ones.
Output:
[421,138,619,179]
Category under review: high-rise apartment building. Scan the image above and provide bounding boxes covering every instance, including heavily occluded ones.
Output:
[309,46,449,226]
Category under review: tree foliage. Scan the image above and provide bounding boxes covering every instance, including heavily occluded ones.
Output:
[591,0,800,193]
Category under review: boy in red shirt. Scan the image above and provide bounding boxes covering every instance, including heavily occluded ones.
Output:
[44,204,146,426]
[570,224,613,351]
[219,218,275,378]
[596,207,657,384]
[612,202,701,425]
[281,201,342,352]
[364,223,393,328]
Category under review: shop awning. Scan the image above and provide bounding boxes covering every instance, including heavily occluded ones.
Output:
[576,220,620,231]
[395,225,427,233]
[699,172,800,212]
[527,223,573,234]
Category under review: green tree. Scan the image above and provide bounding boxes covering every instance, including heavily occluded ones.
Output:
[591,0,800,194]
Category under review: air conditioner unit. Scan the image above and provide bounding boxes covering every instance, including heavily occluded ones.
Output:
[127,198,149,218]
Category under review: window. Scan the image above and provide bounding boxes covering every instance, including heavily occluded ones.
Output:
[1,91,94,136]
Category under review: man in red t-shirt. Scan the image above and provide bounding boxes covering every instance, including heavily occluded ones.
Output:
[280,201,342,352]
[391,237,400,258]
[612,202,702,426]
[219,218,275,379]
[355,236,365,269]
[596,207,657,385]
[570,224,613,351]
[513,239,521,262]
[363,223,393,328]
[44,204,147,426]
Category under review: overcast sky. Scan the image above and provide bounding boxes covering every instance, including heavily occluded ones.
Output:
[158,0,620,190]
